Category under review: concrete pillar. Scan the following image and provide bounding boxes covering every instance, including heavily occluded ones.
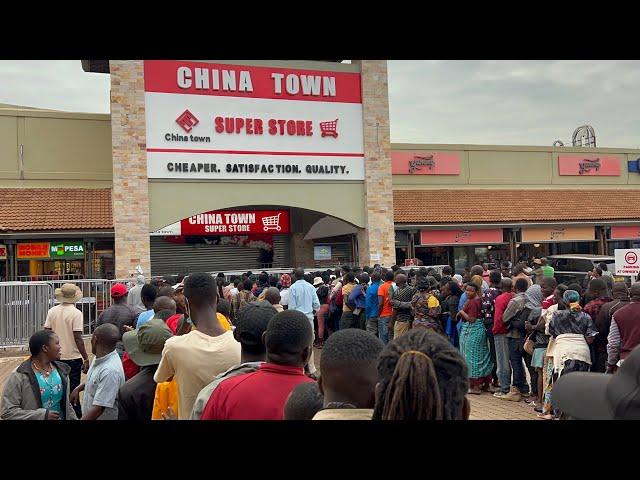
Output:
[109,60,151,279]
[354,60,396,267]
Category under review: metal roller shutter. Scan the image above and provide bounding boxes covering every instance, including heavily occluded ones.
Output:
[150,235,290,276]
[313,241,353,265]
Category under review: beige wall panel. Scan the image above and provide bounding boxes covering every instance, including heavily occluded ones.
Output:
[0,116,18,179]
[468,150,552,184]
[22,117,112,180]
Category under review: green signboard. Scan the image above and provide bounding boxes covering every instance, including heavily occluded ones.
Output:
[49,241,85,259]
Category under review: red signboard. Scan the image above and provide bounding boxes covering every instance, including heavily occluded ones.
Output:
[391,152,461,175]
[180,210,290,236]
[0,245,6,260]
[611,226,640,240]
[558,156,620,176]
[420,229,503,245]
[17,242,50,259]
[404,258,420,267]
[144,61,362,104]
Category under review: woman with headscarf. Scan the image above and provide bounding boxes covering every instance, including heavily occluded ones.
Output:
[548,290,598,381]
[411,275,442,333]
[458,278,494,394]
[279,273,292,309]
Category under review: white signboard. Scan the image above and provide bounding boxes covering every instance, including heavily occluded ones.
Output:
[614,248,640,276]
[144,61,364,181]
[314,245,332,261]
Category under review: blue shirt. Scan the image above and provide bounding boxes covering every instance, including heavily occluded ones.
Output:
[365,281,381,319]
[288,279,320,323]
[135,310,154,328]
[82,349,125,420]
[348,284,366,309]
[35,368,64,419]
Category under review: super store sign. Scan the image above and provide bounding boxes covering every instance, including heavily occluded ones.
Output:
[144,61,364,181]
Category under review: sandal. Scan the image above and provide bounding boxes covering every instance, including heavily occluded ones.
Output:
[468,386,482,395]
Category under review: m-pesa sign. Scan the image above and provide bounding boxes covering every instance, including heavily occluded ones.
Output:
[144,61,364,181]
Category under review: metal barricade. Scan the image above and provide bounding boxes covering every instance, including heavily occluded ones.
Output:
[0,282,54,346]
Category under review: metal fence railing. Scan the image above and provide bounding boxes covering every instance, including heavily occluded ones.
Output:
[0,282,54,346]
[0,279,133,347]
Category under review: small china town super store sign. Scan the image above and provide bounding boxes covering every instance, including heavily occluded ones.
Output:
[144,61,365,181]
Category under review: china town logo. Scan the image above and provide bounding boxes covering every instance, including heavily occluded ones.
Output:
[176,109,199,133]
[578,158,600,175]
[409,155,436,174]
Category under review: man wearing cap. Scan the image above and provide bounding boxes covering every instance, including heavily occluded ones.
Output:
[44,283,89,419]
[118,318,173,420]
[96,283,138,359]
[553,344,640,419]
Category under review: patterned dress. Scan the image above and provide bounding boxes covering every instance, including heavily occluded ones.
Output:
[459,297,494,387]
[35,367,64,419]
[411,290,442,333]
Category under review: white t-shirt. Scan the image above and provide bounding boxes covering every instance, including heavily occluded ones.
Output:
[280,288,290,306]
[44,304,84,361]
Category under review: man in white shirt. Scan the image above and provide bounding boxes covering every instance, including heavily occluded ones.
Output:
[288,268,320,377]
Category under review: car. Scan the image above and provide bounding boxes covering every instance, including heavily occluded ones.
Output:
[546,254,619,286]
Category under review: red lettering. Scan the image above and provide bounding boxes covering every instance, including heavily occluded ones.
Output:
[224,117,233,134]
[246,118,253,134]
[286,120,296,135]
[277,119,286,135]
[268,119,277,135]
[214,117,224,133]
[305,120,312,136]
[255,118,264,135]
[295,120,305,136]
[235,117,245,134]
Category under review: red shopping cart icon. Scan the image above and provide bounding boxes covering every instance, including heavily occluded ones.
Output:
[320,119,339,138]
[262,213,282,232]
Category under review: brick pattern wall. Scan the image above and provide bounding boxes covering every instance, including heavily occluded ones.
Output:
[355,60,396,267]
[110,60,151,278]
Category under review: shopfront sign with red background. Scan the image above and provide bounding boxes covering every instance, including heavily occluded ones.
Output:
[180,210,290,235]
[17,243,50,259]
[0,244,6,260]
[611,226,640,240]
[420,229,503,245]
[558,156,620,176]
[391,152,461,175]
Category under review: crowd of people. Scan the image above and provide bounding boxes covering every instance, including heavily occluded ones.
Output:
[2,258,639,421]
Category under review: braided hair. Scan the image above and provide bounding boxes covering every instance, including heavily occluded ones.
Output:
[373,329,469,420]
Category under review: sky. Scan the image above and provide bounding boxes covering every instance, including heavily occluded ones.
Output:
[0,60,638,148]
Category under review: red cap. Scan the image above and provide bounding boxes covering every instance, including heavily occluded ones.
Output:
[111,283,128,298]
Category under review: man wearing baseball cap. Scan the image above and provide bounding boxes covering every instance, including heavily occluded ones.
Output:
[96,283,138,358]
[553,344,640,419]
[118,318,173,420]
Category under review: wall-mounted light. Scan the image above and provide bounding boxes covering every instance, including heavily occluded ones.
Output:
[534,243,541,248]
[516,243,521,248]
[487,245,493,250]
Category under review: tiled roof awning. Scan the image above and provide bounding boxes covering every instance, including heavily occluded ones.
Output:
[0,188,113,232]
[393,189,640,224]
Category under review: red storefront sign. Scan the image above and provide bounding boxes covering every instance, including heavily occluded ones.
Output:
[180,210,290,235]
[420,229,503,245]
[391,152,461,175]
[558,156,620,176]
[0,245,6,260]
[17,243,50,259]
[611,226,640,240]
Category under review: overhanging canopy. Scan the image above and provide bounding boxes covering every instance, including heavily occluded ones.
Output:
[303,216,358,240]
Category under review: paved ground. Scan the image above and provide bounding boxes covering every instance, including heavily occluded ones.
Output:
[0,342,538,420]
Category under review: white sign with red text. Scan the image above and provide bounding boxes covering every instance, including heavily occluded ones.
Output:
[615,249,640,276]
[144,61,364,180]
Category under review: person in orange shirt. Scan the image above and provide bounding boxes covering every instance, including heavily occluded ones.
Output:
[377,271,395,345]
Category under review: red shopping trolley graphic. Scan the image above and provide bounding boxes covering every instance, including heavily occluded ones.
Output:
[262,213,283,232]
[320,119,339,138]
[176,109,199,133]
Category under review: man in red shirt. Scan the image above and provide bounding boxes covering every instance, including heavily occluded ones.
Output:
[377,271,395,345]
[200,309,314,420]
[492,278,514,397]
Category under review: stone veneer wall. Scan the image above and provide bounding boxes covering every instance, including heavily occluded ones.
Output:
[354,60,396,267]
[110,60,151,278]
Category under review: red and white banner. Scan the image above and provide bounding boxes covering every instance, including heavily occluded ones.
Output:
[152,210,290,236]
[391,152,461,175]
[558,156,620,176]
[420,229,504,245]
[144,61,364,180]
[0,244,6,260]
[611,226,640,240]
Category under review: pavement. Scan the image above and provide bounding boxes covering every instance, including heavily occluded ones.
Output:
[0,341,538,420]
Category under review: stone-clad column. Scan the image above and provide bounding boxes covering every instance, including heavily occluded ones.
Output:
[354,60,396,267]
[110,60,151,278]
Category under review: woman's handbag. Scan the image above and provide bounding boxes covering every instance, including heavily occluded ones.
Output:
[523,335,535,355]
